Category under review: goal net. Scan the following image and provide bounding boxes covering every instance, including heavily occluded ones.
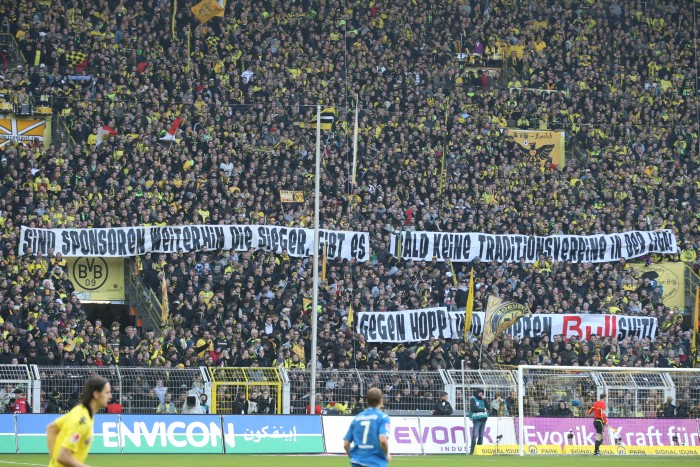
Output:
[516,365,700,456]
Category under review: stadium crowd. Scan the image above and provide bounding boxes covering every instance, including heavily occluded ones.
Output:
[0,0,699,415]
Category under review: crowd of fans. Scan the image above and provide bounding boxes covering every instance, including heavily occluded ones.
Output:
[0,0,699,415]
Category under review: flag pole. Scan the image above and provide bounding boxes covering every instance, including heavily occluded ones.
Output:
[309,105,321,414]
[461,357,468,455]
[352,94,359,190]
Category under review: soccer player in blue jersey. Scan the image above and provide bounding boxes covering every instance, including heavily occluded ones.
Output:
[344,387,391,467]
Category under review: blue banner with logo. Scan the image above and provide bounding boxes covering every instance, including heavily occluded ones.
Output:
[221,415,324,454]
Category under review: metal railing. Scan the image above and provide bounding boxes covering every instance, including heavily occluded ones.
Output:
[0,33,26,70]
[286,368,448,415]
[124,258,162,331]
[684,264,700,314]
[4,365,698,418]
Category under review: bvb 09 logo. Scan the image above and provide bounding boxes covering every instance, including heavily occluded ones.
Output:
[70,258,109,290]
[617,446,627,455]
[527,445,538,454]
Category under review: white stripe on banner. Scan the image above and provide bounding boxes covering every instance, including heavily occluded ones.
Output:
[356,308,658,343]
[18,225,369,261]
[390,230,677,263]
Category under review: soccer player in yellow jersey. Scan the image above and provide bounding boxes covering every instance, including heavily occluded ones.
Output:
[46,375,111,467]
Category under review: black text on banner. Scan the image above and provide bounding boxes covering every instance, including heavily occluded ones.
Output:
[19,225,370,261]
[356,309,658,343]
[390,230,677,263]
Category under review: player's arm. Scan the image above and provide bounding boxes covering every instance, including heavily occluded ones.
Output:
[46,421,60,458]
[379,415,392,462]
[56,447,91,467]
[343,420,355,456]
[588,402,598,415]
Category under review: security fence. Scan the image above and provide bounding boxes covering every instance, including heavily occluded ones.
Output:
[287,369,447,415]
[8,365,700,418]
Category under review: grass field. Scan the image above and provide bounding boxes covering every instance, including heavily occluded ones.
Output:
[1,454,699,467]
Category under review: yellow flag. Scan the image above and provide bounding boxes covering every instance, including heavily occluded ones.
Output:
[160,273,169,323]
[693,286,699,362]
[191,0,224,24]
[347,302,354,327]
[464,268,474,340]
[449,259,458,287]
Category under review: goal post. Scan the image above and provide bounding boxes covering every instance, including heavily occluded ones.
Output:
[516,365,700,456]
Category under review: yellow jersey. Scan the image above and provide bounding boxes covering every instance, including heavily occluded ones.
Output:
[49,404,94,467]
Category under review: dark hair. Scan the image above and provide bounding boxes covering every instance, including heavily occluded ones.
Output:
[80,375,109,415]
[367,387,383,407]
[599,393,606,400]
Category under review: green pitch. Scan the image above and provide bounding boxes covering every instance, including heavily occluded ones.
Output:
[0,454,699,466]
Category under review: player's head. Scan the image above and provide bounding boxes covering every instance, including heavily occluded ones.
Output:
[80,375,111,412]
[367,387,383,408]
[599,393,606,400]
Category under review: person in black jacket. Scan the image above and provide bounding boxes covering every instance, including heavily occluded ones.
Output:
[555,401,572,417]
[232,392,247,414]
[433,392,454,416]
[257,389,275,414]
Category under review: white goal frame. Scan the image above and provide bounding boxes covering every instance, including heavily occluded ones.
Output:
[516,365,700,456]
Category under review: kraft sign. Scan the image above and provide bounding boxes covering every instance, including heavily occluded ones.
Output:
[322,416,517,454]
[522,418,700,447]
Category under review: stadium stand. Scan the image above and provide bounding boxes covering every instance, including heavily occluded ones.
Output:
[0,0,698,416]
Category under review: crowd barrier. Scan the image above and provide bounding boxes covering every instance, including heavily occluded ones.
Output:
[0,415,697,455]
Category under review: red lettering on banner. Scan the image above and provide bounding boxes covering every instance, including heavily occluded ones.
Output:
[562,316,582,337]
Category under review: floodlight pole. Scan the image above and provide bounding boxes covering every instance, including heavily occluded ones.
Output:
[309,105,321,414]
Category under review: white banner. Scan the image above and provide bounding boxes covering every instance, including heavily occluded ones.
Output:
[390,230,677,263]
[356,308,658,343]
[19,225,369,261]
[322,416,516,455]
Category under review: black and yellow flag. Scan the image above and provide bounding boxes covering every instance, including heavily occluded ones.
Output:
[205,36,220,52]
[310,107,336,131]
[482,295,529,345]
[65,51,87,65]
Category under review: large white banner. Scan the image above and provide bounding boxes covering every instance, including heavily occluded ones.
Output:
[19,225,369,261]
[356,308,658,343]
[390,230,677,263]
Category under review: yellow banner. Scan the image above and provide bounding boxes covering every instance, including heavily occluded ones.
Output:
[191,0,224,24]
[280,190,305,203]
[629,261,685,309]
[504,129,566,168]
[67,258,124,301]
[0,117,51,149]
[474,444,520,455]
[524,444,563,455]
[649,446,700,455]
